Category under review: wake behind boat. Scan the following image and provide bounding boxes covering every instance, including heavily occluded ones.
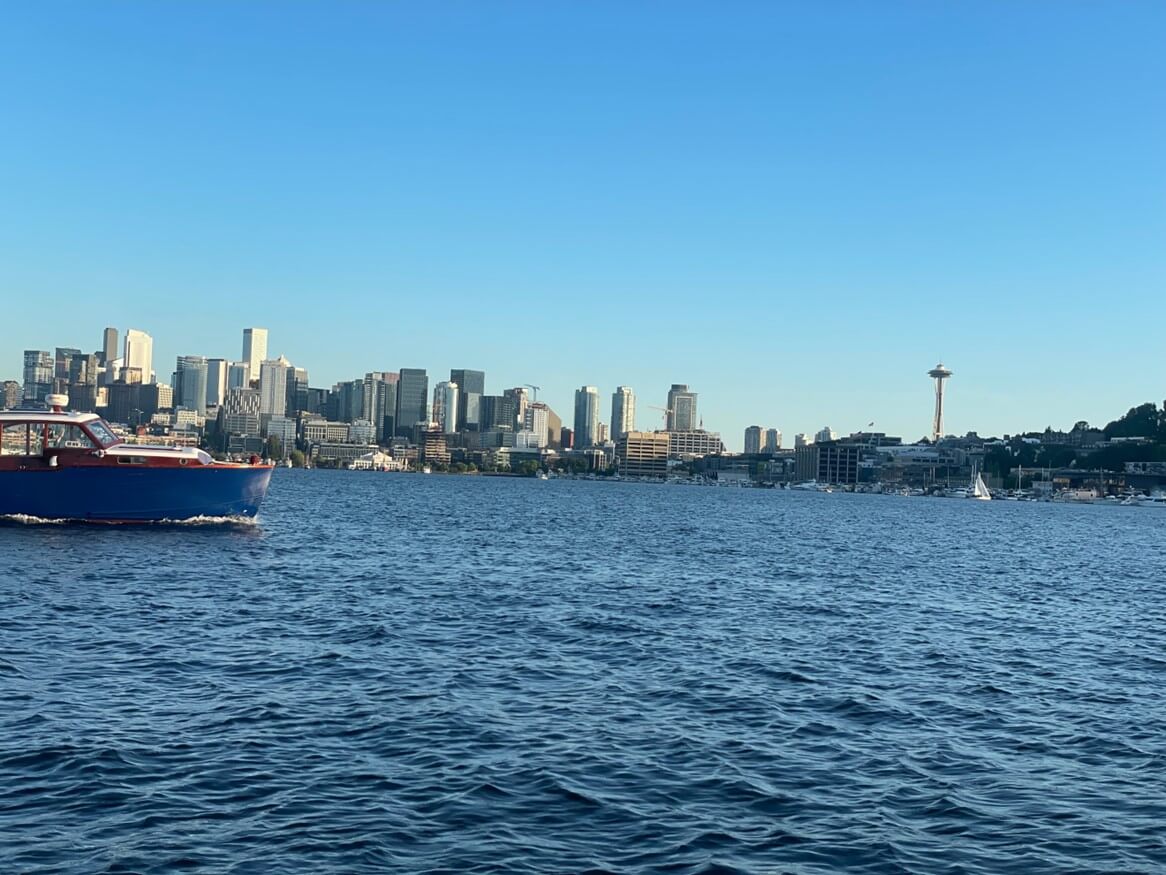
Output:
[0,395,273,523]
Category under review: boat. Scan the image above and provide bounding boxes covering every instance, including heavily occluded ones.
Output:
[0,395,273,522]
[969,468,991,501]
[1055,487,1099,504]
[1124,492,1166,508]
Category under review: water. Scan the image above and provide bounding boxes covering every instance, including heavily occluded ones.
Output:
[3,472,1166,874]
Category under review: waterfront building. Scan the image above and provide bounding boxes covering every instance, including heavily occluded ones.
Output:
[450,369,485,431]
[574,386,600,448]
[616,431,669,479]
[611,386,636,438]
[206,358,229,408]
[2,381,20,410]
[123,329,154,384]
[174,355,209,414]
[764,428,782,453]
[433,381,459,434]
[265,415,296,448]
[259,356,292,418]
[744,425,763,455]
[348,419,376,445]
[242,328,268,384]
[419,428,452,465]
[666,384,698,431]
[301,419,352,445]
[22,350,53,402]
[667,429,724,459]
[796,440,861,486]
[395,368,428,438]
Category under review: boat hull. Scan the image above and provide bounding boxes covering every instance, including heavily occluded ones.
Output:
[0,465,273,522]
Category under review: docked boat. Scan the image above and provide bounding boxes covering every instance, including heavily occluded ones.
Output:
[0,395,273,522]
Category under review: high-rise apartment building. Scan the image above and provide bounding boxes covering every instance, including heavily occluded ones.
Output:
[174,356,209,413]
[123,329,154,384]
[433,381,459,434]
[242,328,268,384]
[744,425,763,455]
[524,402,550,448]
[395,368,428,438]
[22,350,53,402]
[611,386,635,438]
[764,428,782,453]
[450,369,485,431]
[666,384,698,431]
[574,386,600,448]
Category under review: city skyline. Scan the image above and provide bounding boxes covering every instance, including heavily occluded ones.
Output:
[2,4,1163,447]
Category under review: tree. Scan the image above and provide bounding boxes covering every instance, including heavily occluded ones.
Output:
[265,435,283,460]
[289,449,306,468]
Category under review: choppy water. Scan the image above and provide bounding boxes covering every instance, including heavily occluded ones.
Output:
[3,472,1166,874]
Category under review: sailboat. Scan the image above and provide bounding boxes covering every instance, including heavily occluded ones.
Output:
[969,466,992,500]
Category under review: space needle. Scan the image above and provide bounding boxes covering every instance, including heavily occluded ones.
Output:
[928,363,952,442]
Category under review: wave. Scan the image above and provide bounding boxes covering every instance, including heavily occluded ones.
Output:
[0,513,259,527]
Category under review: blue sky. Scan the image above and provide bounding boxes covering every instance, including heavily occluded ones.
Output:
[2,2,1163,449]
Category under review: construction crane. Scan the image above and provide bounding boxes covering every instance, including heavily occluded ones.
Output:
[524,384,541,402]
[646,405,673,428]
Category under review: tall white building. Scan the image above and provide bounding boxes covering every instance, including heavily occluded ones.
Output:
[206,358,229,408]
[259,355,292,417]
[815,426,837,443]
[574,386,600,448]
[242,328,268,384]
[611,386,635,437]
[433,381,459,434]
[123,329,154,383]
[764,428,782,453]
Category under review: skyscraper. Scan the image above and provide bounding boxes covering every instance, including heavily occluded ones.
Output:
[123,329,154,384]
[259,356,292,417]
[764,428,782,453]
[206,358,229,408]
[227,361,250,391]
[666,384,698,431]
[574,386,600,448]
[450,368,485,431]
[479,395,517,432]
[101,327,118,366]
[433,381,459,434]
[174,356,209,413]
[395,368,428,438]
[22,350,52,402]
[744,425,763,455]
[242,328,269,385]
[611,386,635,437]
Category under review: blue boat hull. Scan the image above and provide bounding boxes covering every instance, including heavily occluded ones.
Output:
[0,466,274,522]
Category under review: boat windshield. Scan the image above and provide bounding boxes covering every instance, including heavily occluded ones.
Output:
[86,419,120,448]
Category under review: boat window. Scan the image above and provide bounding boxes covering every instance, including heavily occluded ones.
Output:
[85,419,120,448]
[1,423,45,456]
[46,424,96,449]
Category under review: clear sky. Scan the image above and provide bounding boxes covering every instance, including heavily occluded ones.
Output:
[2,2,1163,449]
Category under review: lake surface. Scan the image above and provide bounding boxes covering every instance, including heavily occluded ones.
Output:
[3,471,1165,873]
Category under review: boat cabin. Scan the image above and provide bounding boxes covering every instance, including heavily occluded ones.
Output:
[0,407,122,471]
